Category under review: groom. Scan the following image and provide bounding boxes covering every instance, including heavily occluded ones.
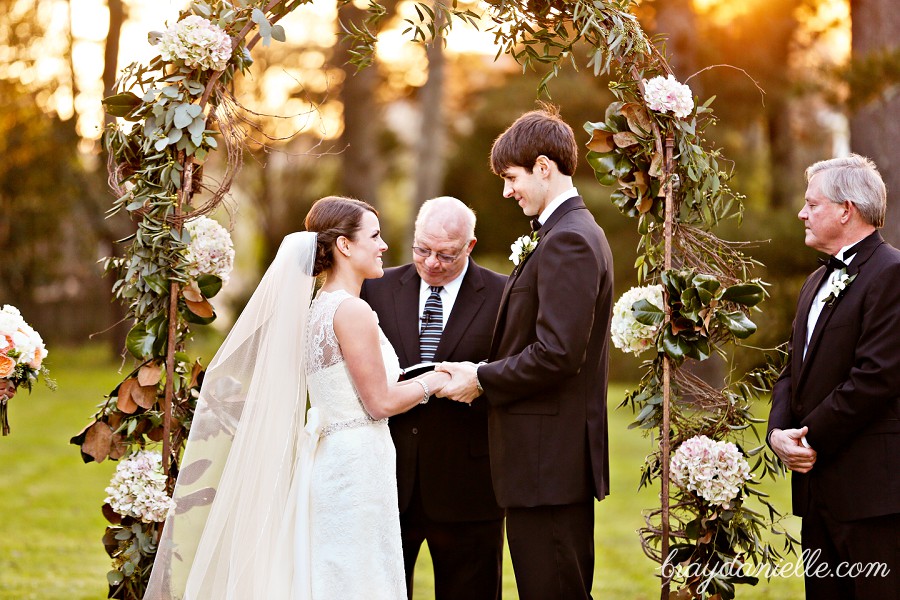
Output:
[768,154,900,599]
[439,106,614,600]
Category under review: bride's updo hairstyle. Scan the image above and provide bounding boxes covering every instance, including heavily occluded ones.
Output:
[305,195,378,276]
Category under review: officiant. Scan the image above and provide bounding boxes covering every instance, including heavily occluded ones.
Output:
[361,196,506,600]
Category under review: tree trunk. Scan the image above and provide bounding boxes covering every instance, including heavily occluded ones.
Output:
[849,0,900,244]
[334,3,383,209]
[411,7,447,245]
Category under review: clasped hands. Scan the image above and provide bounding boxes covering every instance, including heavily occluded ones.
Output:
[432,361,482,404]
[769,426,817,473]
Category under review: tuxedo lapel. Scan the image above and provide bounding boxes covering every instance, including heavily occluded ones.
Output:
[435,262,485,360]
[489,197,589,358]
[796,231,885,388]
[395,266,423,365]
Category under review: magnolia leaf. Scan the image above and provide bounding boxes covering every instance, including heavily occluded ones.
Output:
[146,426,165,442]
[137,362,163,386]
[586,151,619,186]
[632,299,664,326]
[633,170,650,194]
[190,360,204,389]
[196,274,223,298]
[722,283,765,307]
[586,129,615,153]
[636,196,654,214]
[117,379,139,414]
[185,298,214,318]
[719,311,757,339]
[182,280,204,303]
[83,422,114,463]
[142,273,169,295]
[102,503,123,525]
[613,131,639,148]
[622,102,652,135]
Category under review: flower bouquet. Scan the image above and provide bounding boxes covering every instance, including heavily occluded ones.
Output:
[0,304,52,435]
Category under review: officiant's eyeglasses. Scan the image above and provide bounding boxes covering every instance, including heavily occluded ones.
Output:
[412,245,463,264]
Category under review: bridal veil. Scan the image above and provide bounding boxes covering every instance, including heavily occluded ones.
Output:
[144,232,317,600]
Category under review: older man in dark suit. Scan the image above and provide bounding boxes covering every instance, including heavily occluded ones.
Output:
[439,107,613,600]
[768,154,900,599]
[361,196,506,600]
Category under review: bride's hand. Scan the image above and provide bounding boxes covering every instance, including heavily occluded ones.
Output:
[426,371,452,396]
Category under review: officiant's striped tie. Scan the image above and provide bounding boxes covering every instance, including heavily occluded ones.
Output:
[419,286,443,362]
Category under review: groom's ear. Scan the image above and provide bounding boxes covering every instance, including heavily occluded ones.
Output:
[534,155,556,178]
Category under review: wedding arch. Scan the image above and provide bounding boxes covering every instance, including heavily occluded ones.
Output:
[72,0,795,598]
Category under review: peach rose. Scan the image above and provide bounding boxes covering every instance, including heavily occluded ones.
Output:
[0,355,15,378]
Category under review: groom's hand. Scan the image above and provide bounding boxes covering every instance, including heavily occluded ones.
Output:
[770,426,817,473]
[435,362,481,404]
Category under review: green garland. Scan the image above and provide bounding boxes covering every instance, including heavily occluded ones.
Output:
[76,1,796,598]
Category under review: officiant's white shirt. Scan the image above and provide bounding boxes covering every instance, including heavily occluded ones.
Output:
[418,259,469,330]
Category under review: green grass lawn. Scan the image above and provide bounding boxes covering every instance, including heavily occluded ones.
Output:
[0,344,804,599]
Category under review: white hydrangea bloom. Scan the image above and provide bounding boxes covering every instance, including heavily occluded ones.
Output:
[158,15,233,72]
[184,216,235,284]
[610,284,664,355]
[643,74,695,119]
[105,450,176,523]
[670,435,752,508]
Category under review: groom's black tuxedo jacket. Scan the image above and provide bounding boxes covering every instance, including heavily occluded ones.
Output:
[768,231,900,521]
[478,196,613,508]
[361,260,506,522]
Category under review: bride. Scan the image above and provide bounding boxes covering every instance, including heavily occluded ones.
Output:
[144,196,451,599]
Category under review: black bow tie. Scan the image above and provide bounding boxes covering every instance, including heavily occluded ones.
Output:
[818,255,847,273]
[530,218,541,232]
[817,240,863,273]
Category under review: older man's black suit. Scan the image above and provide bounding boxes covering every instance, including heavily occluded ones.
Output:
[362,259,506,600]
[477,196,613,600]
[768,230,900,599]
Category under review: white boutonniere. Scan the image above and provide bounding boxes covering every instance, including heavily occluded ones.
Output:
[823,268,857,306]
[509,232,539,266]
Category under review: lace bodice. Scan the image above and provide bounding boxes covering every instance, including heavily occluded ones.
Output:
[305,289,401,426]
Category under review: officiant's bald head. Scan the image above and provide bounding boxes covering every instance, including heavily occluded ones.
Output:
[412,197,477,287]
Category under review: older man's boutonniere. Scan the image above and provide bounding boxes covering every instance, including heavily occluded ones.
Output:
[823,268,857,306]
[509,232,539,267]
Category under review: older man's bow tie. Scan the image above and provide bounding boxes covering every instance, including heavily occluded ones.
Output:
[817,241,863,273]
[530,218,541,232]
[818,255,847,273]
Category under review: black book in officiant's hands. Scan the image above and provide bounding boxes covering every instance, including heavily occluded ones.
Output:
[398,362,438,381]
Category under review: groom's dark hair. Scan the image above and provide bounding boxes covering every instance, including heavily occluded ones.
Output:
[305,196,378,275]
[490,103,578,176]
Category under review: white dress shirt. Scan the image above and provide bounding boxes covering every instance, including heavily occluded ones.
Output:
[804,240,864,359]
[418,259,469,330]
[537,187,579,226]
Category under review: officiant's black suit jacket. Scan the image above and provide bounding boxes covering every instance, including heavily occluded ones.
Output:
[478,196,613,508]
[768,231,900,521]
[361,259,506,522]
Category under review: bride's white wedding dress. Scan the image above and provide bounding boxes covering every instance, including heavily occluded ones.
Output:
[303,288,406,599]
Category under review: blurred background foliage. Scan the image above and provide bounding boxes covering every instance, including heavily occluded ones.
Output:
[1,0,899,383]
